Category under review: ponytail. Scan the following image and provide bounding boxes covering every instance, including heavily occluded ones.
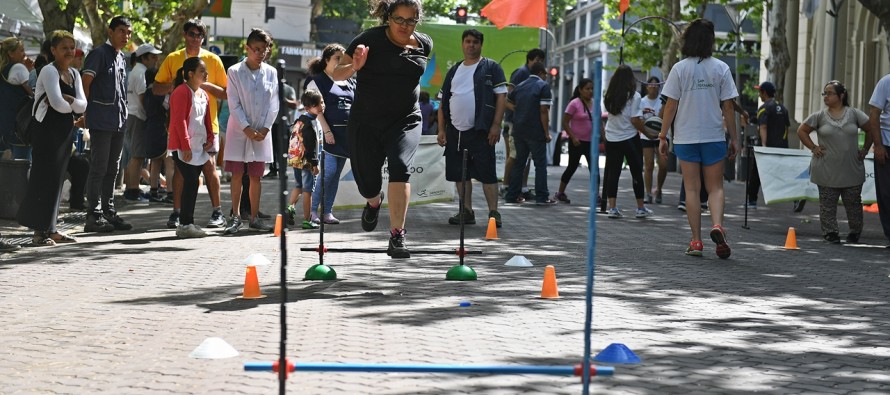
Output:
[173,66,186,88]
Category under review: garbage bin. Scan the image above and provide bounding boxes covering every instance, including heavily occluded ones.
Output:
[0,159,30,219]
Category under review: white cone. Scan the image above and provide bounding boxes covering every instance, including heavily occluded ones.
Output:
[505,255,533,267]
[243,253,272,267]
[189,337,240,359]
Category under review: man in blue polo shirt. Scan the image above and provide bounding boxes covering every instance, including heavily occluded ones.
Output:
[505,62,554,205]
[81,16,132,233]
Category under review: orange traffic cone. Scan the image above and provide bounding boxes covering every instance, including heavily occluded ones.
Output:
[273,214,283,237]
[240,265,266,299]
[485,217,499,240]
[540,265,560,299]
[784,227,800,250]
[864,203,880,213]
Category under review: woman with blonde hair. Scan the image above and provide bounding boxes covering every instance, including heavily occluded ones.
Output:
[16,31,87,245]
[0,37,35,159]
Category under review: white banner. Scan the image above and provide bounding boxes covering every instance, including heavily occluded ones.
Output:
[332,135,453,208]
[753,146,877,204]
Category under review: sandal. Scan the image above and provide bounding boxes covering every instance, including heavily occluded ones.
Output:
[49,232,77,243]
[32,233,56,247]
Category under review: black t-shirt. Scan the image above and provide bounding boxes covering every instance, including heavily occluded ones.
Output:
[757,99,790,148]
[345,26,432,123]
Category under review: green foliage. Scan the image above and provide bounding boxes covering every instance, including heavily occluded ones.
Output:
[598,0,762,72]
[98,0,197,48]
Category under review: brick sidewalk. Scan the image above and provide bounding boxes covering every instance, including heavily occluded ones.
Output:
[1,166,888,394]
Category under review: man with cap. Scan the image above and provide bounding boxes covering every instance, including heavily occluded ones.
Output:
[73,48,85,70]
[81,15,133,233]
[747,81,791,210]
[122,43,162,202]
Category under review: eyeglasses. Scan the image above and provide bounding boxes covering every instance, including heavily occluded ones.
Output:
[248,46,270,56]
[186,31,205,39]
[821,92,837,97]
[390,16,420,27]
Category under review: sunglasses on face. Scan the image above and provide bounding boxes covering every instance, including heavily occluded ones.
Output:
[390,16,419,27]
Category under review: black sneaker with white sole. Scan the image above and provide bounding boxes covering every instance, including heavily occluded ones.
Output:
[387,228,410,259]
[85,213,115,233]
[361,191,384,232]
[103,212,132,231]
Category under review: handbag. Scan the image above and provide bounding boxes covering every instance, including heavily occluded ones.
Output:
[14,93,46,146]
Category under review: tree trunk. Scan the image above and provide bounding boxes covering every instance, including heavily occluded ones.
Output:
[661,0,682,76]
[81,0,106,48]
[858,0,890,65]
[310,0,325,41]
[36,0,82,38]
[765,0,791,102]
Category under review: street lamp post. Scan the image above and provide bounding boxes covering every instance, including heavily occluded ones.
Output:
[724,2,748,181]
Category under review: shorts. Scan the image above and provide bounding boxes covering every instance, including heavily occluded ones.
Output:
[444,126,497,184]
[292,167,315,191]
[640,138,659,149]
[224,160,265,178]
[674,141,727,166]
[124,116,147,158]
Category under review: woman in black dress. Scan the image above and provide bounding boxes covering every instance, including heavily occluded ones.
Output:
[17,30,87,246]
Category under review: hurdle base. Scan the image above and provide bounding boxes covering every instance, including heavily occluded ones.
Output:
[304,264,337,281]
[445,264,477,281]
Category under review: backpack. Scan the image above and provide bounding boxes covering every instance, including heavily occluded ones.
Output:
[287,119,305,168]
[14,93,45,146]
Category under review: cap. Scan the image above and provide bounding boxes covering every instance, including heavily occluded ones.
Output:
[74,48,84,57]
[135,43,162,57]
[754,81,776,96]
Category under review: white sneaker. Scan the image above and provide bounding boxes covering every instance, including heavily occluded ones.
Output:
[607,208,623,219]
[176,224,207,238]
[635,207,654,218]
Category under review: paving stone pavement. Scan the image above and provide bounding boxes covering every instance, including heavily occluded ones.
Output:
[1,166,889,394]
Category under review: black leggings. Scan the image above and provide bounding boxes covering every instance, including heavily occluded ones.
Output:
[172,152,203,226]
[560,140,592,185]
[603,136,644,200]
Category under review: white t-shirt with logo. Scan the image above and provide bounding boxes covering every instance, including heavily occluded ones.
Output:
[661,56,738,144]
[448,61,479,131]
[605,92,643,142]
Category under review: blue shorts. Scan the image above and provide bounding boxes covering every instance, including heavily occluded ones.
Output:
[674,142,727,166]
[292,167,316,191]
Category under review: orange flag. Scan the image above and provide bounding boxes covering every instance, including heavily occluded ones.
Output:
[481,0,547,29]
[619,0,630,15]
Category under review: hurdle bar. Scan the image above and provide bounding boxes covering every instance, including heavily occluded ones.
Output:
[245,360,614,378]
[300,246,481,256]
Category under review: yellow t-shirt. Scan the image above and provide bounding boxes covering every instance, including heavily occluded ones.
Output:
[155,48,227,134]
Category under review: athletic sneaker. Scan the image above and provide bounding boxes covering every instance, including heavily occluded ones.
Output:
[607,208,623,218]
[249,218,274,232]
[635,207,654,218]
[655,191,663,204]
[536,198,558,206]
[448,207,476,225]
[302,220,319,229]
[645,194,653,204]
[387,228,410,259]
[521,190,535,201]
[176,224,207,238]
[166,212,180,229]
[207,209,226,228]
[710,225,731,259]
[224,215,242,235]
[85,213,115,233]
[0,239,21,253]
[361,191,384,232]
[321,213,340,224]
[685,240,704,257]
[846,232,860,244]
[309,212,321,224]
[103,212,133,231]
[554,192,571,204]
[744,201,757,210]
[677,202,687,212]
[285,205,296,226]
[489,210,502,228]
[823,232,841,244]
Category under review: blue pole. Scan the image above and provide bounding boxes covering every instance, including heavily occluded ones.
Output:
[582,59,604,395]
[245,362,615,376]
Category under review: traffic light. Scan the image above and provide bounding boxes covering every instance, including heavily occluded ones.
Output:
[455,6,468,24]
[549,67,559,78]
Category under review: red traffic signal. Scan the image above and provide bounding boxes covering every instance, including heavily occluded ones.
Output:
[455,6,468,24]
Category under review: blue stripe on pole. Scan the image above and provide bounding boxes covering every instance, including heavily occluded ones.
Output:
[245,362,615,376]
